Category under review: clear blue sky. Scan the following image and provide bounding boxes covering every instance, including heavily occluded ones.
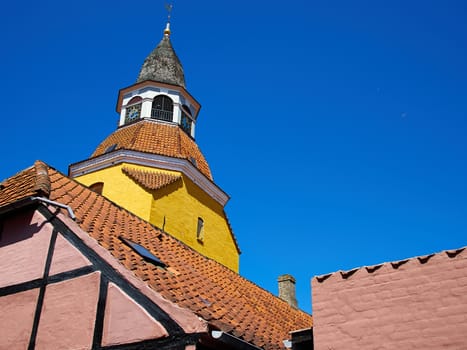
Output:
[1,1,466,313]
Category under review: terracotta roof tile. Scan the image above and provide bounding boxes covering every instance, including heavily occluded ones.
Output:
[91,121,212,180]
[0,162,312,350]
[122,167,181,191]
[0,160,49,206]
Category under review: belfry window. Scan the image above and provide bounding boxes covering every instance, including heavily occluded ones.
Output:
[125,96,142,124]
[151,95,173,122]
[181,105,193,135]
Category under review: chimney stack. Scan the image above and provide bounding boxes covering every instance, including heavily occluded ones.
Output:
[278,274,298,308]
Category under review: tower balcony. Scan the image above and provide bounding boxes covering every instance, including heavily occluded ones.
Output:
[151,108,173,122]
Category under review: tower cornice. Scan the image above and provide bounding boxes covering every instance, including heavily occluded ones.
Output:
[69,149,230,207]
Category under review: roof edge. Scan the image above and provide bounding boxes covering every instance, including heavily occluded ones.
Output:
[223,209,241,255]
[211,330,262,350]
[314,246,467,284]
[0,196,38,218]
[69,149,230,206]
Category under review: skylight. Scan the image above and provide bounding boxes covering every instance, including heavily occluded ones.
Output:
[119,236,166,267]
[104,144,117,153]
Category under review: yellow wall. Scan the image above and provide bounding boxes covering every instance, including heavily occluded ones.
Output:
[150,174,239,271]
[74,163,239,271]
[74,164,153,221]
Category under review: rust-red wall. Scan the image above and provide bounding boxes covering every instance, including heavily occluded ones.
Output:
[312,248,467,349]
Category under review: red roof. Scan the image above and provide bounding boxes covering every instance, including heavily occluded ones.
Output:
[0,161,312,350]
[91,121,212,180]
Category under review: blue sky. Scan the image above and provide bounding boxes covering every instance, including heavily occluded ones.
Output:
[1,1,466,313]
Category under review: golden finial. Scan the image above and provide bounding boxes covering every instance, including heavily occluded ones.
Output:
[164,2,173,37]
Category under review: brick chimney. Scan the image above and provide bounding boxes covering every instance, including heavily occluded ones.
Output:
[278,274,298,308]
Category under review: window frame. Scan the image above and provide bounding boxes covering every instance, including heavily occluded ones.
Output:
[124,96,143,124]
[180,104,194,135]
[197,217,204,242]
[151,95,174,122]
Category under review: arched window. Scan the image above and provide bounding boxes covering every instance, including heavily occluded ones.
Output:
[151,95,173,122]
[125,96,142,124]
[180,105,193,135]
[89,182,104,195]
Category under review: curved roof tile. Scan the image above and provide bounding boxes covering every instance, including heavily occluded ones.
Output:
[0,160,50,206]
[122,167,181,191]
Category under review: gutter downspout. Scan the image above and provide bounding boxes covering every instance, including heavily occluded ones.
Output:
[211,331,262,350]
[31,197,76,220]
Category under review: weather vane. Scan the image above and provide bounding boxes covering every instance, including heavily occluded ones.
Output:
[165,2,173,23]
[163,2,173,37]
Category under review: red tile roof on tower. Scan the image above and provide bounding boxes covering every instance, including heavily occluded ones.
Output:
[0,161,312,350]
[91,120,212,180]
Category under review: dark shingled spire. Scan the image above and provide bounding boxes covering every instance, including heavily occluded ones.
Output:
[136,26,186,88]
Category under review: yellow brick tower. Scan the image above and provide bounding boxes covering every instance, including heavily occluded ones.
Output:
[69,19,240,271]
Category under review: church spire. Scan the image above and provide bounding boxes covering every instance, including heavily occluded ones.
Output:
[136,4,185,88]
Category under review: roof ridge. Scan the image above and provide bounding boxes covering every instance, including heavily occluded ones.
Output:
[314,246,467,283]
[33,160,51,198]
[0,161,56,209]
[129,121,145,148]
[176,125,183,156]
[1,164,35,183]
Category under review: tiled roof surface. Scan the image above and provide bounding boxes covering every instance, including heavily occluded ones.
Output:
[91,121,212,180]
[122,167,181,191]
[0,162,312,350]
[0,161,50,206]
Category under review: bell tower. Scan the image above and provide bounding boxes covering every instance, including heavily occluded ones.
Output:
[118,17,199,139]
[69,17,240,271]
